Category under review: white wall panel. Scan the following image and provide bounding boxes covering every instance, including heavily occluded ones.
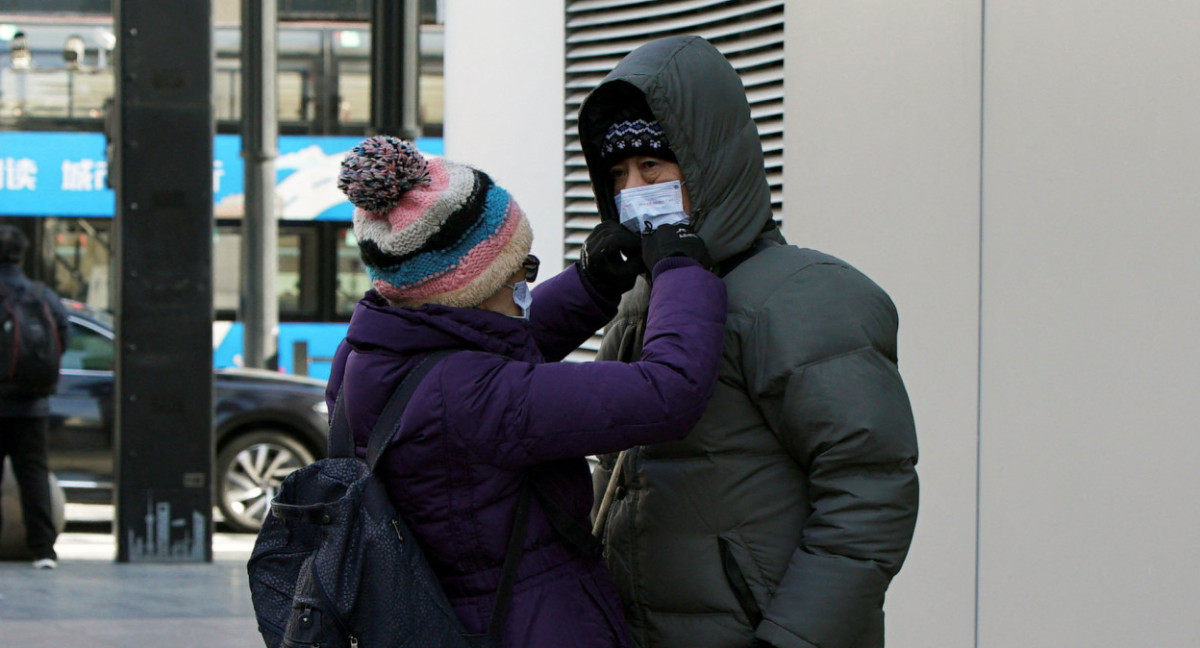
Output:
[443,0,567,276]
[979,2,1200,646]
[784,4,982,647]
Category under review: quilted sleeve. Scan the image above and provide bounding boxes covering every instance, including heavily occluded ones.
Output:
[451,259,726,467]
[743,264,919,648]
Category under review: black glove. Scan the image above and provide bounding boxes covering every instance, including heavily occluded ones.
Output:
[641,222,712,270]
[580,220,646,300]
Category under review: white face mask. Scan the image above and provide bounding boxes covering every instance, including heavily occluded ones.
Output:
[614,181,688,235]
[506,281,532,319]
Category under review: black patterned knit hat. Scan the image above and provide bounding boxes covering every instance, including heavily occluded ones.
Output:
[599,118,677,167]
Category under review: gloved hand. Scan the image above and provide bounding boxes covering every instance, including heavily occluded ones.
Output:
[580,219,646,300]
[641,222,712,270]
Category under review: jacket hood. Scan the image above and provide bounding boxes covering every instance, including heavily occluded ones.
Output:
[578,35,774,264]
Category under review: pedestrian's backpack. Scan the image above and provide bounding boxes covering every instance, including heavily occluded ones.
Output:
[247,350,533,648]
[0,280,62,400]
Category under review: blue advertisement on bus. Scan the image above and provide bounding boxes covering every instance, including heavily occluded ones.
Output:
[1,131,444,380]
[0,131,445,220]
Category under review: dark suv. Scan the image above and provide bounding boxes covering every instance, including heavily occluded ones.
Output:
[49,300,330,532]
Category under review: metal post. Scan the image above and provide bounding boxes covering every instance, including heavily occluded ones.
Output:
[240,0,279,370]
[318,30,339,134]
[371,0,421,138]
[113,0,214,563]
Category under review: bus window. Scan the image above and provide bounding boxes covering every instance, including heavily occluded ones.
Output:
[213,224,320,320]
[278,226,319,318]
[213,227,241,316]
[335,226,370,316]
[337,59,370,126]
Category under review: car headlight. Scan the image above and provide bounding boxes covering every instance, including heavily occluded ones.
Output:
[311,400,329,415]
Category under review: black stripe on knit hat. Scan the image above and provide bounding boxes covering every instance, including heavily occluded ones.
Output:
[356,168,494,271]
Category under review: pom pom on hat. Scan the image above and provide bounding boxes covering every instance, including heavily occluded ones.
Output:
[337,136,432,213]
[339,136,533,309]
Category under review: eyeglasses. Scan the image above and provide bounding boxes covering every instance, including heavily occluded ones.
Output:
[522,255,540,283]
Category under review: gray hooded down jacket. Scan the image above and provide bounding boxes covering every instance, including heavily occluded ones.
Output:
[582,36,920,648]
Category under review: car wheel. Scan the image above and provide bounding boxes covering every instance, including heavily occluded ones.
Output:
[216,430,315,533]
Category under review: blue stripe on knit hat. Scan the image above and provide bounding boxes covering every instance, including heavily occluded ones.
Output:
[365,183,513,289]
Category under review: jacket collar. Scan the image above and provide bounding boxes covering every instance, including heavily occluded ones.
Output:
[345,291,541,362]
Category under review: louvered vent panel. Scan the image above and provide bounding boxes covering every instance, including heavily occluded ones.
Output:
[564,0,785,261]
[563,0,784,360]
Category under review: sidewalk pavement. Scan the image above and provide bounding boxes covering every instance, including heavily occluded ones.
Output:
[0,505,265,648]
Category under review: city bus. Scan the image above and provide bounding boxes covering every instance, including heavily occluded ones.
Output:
[1,16,444,380]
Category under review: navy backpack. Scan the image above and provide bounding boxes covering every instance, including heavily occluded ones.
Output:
[247,350,531,648]
[0,281,62,400]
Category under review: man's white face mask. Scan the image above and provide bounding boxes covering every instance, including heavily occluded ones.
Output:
[614,181,688,235]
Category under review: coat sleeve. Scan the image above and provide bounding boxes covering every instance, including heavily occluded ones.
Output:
[452,259,726,467]
[590,276,651,508]
[746,267,919,648]
[527,263,620,362]
[594,276,650,365]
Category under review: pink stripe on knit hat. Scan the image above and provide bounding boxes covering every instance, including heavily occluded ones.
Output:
[378,158,454,231]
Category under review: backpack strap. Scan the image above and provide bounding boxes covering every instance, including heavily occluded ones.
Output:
[326,349,455,465]
[469,480,533,648]
[326,388,353,458]
[532,478,604,560]
[365,349,455,470]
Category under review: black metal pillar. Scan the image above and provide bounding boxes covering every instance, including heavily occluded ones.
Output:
[112,0,214,563]
[371,0,421,138]
[240,0,279,370]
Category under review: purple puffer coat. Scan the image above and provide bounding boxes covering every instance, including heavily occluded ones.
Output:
[325,259,726,648]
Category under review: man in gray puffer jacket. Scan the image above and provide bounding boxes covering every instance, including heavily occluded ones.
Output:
[583,36,920,648]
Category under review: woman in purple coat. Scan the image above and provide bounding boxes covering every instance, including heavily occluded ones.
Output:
[326,137,725,648]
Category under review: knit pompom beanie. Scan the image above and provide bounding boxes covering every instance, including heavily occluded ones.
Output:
[337,136,533,309]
